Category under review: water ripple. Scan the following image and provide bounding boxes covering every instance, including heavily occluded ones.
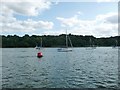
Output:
[2,48,118,88]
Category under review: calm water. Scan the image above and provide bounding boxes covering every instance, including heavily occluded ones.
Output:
[1,47,119,88]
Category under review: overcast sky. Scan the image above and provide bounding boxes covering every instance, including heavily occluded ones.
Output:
[0,0,118,37]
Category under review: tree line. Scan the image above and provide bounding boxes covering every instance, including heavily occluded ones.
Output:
[1,34,120,48]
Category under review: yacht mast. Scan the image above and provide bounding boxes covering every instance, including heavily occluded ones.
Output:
[66,29,68,48]
[115,40,118,46]
[41,38,42,47]
[90,38,92,47]
[68,36,73,47]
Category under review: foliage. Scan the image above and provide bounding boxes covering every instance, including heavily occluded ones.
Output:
[2,34,120,48]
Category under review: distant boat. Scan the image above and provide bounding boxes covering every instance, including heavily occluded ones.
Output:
[86,38,96,50]
[58,30,73,52]
[112,40,118,49]
[35,38,42,50]
[35,46,41,50]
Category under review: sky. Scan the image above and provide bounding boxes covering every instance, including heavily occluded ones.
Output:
[0,0,119,37]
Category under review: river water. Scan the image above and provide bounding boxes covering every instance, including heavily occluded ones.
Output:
[1,47,119,88]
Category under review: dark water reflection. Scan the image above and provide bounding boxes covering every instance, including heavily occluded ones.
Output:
[2,47,119,88]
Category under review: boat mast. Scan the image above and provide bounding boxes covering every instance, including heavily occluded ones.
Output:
[116,40,118,46]
[90,38,92,47]
[66,29,68,48]
[68,36,73,48]
[41,38,42,47]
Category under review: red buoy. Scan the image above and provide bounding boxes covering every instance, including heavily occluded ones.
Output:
[37,52,43,58]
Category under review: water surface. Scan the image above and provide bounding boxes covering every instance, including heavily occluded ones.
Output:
[2,47,119,88]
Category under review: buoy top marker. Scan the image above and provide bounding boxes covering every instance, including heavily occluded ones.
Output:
[37,52,43,58]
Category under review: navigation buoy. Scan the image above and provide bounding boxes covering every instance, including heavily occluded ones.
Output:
[37,52,43,58]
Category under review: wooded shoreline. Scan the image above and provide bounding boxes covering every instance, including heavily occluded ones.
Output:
[1,34,120,48]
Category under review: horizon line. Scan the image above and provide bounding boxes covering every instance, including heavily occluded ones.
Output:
[1,34,119,38]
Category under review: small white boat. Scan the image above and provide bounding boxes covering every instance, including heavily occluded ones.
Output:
[35,46,41,50]
[35,38,42,50]
[58,48,72,52]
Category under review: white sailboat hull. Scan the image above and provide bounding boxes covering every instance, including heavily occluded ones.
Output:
[57,48,72,52]
[86,47,96,50]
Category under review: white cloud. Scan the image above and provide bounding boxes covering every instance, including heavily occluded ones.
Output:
[77,11,83,15]
[1,0,51,16]
[1,0,54,35]
[56,15,79,27]
[96,12,118,24]
[1,15,54,34]
[22,19,54,29]
[56,12,118,37]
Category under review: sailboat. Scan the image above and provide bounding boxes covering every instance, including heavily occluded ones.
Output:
[86,38,96,50]
[112,40,118,49]
[35,38,42,50]
[36,38,43,58]
[57,30,73,52]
